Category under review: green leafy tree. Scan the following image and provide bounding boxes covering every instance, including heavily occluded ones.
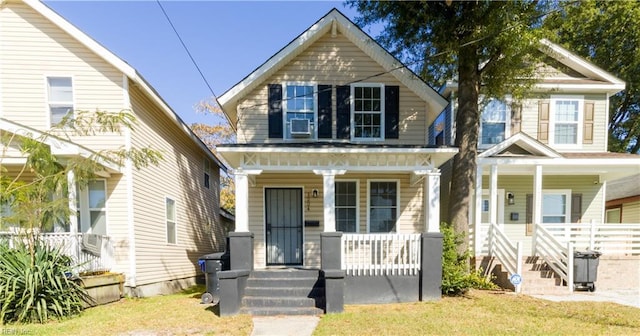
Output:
[348,1,548,256]
[191,99,236,213]
[544,0,640,153]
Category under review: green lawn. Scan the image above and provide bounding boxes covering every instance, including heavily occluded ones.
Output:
[315,290,640,336]
[4,288,639,335]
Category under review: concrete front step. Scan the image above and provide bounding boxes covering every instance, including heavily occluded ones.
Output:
[243,296,320,308]
[241,306,324,316]
[245,286,324,297]
[246,277,321,289]
[250,269,321,278]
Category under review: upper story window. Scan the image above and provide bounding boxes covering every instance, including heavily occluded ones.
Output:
[368,180,398,233]
[284,84,316,139]
[480,99,510,147]
[352,84,384,140]
[551,98,582,146]
[47,77,74,127]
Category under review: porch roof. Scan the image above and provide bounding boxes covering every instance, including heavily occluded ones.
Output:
[0,118,122,175]
[216,143,458,172]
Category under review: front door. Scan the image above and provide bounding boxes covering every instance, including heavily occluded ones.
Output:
[265,188,303,266]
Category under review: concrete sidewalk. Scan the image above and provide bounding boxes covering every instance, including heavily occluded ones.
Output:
[531,289,640,308]
[251,316,320,336]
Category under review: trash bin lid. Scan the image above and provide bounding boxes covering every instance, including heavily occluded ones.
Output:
[574,250,602,257]
[199,252,226,260]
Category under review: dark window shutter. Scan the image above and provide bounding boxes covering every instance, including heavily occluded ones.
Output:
[583,102,595,144]
[571,194,582,223]
[385,86,399,139]
[318,85,332,139]
[336,85,350,139]
[526,194,533,236]
[538,100,550,144]
[268,84,283,138]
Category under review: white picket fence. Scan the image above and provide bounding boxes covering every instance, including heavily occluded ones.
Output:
[0,232,114,272]
[341,233,421,276]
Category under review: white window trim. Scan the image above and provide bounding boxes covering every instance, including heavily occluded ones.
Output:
[366,179,400,233]
[165,196,178,245]
[282,82,318,140]
[351,83,385,142]
[542,189,572,224]
[549,95,584,149]
[78,179,107,235]
[45,75,75,129]
[478,96,511,149]
[335,180,360,233]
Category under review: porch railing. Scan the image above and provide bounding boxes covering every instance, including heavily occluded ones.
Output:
[532,224,574,292]
[341,233,421,276]
[487,223,523,293]
[0,232,114,273]
[542,222,640,255]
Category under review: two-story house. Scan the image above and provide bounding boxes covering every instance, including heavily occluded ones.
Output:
[216,8,457,315]
[434,39,640,293]
[0,0,227,297]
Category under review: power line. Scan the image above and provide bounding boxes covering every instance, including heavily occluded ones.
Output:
[156,0,218,101]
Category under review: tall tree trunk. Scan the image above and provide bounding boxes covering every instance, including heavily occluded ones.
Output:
[448,43,480,259]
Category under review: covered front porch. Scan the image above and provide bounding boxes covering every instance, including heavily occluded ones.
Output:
[215,143,457,314]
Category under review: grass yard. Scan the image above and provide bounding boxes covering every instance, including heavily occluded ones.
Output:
[4,288,639,335]
[315,290,640,336]
[4,285,252,336]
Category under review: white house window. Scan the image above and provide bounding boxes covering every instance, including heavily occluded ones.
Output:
[284,84,316,139]
[480,99,509,147]
[368,181,398,233]
[204,159,211,189]
[47,77,74,126]
[542,191,571,223]
[352,84,384,140]
[335,181,358,233]
[166,197,177,244]
[550,97,582,146]
[77,179,107,235]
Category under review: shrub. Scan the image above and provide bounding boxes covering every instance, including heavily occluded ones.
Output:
[0,239,91,323]
[441,222,498,295]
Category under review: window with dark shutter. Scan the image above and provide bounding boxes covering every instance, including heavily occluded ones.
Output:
[268,84,283,138]
[318,85,332,139]
[385,86,399,139]
[336,85,350,139]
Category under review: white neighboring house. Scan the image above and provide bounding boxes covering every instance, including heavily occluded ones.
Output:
[0,0,228,296]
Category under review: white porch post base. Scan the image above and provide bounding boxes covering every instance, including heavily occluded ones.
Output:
[314,169,346,232]
[424,170,441,233]
[234,169,261,232]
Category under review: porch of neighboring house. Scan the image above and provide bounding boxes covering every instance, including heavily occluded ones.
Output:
[0,231,114,273]
[214,144,456,316]
[471,150,640,294]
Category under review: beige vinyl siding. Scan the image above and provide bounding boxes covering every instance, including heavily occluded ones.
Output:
[0,3,124,151]
[480,174,604,253]
[129,84,223,286]
[250,172,425,268]
[236,32,430,145]
[519,94,608,152]
[621,201,640,223]
[103,174,131,276]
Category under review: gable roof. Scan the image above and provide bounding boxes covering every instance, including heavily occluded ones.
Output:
[217,8,448,127]
[440,39,625,97]
[19,0,225,171]
[478,132,562,158]
[536,39,625,94]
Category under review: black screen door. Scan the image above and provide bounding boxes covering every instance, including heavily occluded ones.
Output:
[265,188,303,265]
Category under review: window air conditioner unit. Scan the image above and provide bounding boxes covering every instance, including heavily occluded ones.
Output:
[290,119,311,137]
[81,233,103,257]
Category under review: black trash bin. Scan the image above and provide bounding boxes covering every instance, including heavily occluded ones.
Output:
[198,252,226,304]
[573,250,602,292]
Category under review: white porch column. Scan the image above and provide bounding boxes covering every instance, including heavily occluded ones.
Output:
[234,169,262,232]
[314,169,346,232]
[474,165,484,255]
[532,165,543,255]
[489,164,498,226]
[67,170,78,235]
[424,170,441,233]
